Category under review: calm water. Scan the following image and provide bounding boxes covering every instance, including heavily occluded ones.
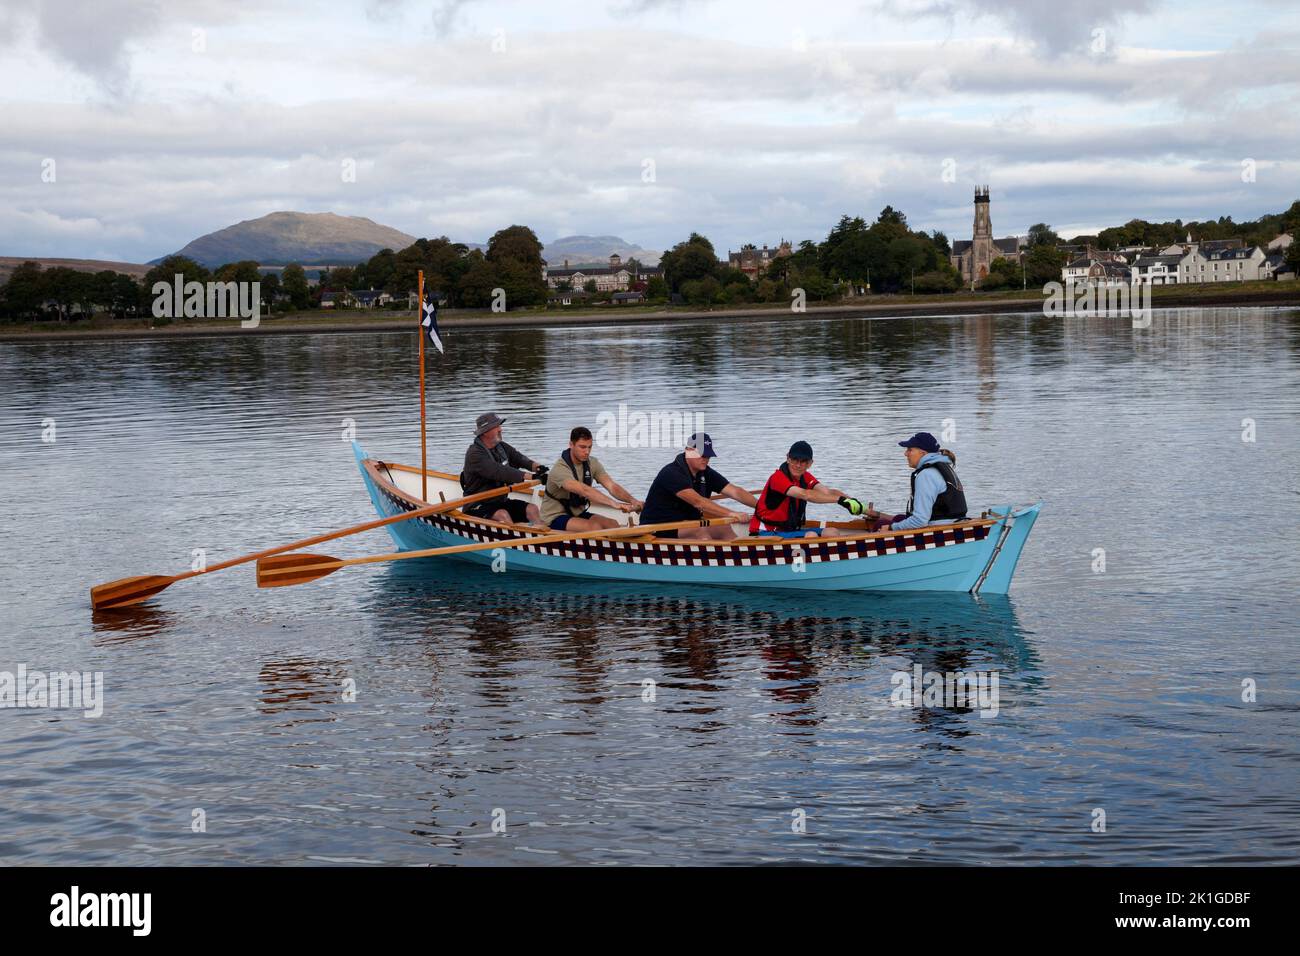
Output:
[1,308,1297,865]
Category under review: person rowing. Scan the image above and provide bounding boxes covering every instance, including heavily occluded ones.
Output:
[748,440,866,538]
[865,431,967,531]
[540,426,644,532]
[638,432,756,540]
[460,412,547,526]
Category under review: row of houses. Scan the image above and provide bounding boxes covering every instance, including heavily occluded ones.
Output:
[541,242,795,295]
[1062,234,1295,286]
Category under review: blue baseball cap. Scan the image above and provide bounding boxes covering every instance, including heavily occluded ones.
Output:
[787,440,813,461]
[898,432,940,453]
[686,432,716,458]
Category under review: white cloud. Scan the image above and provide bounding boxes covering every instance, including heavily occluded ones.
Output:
[0,1,1296,261]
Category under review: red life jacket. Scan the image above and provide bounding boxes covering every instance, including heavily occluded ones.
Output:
[749,463,815,533]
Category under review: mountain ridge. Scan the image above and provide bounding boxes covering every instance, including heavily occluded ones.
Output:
[153,211,419,267]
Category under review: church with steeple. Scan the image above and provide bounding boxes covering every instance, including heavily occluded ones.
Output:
[949,186,1026,287]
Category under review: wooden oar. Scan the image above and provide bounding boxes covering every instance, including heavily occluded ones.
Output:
[90,480,539,610]
[257,514,747,589]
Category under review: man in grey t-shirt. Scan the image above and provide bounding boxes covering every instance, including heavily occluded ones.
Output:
[540,426,643,532]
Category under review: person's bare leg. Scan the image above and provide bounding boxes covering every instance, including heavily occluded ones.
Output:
[674,524,734,541]
[560,514,618,532]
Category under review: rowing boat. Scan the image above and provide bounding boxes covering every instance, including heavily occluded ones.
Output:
[352,442,1039,594]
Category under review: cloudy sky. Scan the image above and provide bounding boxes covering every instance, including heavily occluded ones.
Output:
[1,0,1297,262]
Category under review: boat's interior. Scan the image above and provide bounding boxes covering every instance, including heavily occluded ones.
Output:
[369,459,999,545]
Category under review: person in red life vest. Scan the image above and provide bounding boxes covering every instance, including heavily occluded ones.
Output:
[748,441,866,538]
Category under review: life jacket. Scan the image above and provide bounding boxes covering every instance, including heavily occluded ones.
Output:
[748,462,811,533]
[906,459,968,523]
[553,448,594,516]
[459,437,512,492]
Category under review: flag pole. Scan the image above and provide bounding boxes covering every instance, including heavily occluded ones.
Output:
[417,269,428,503]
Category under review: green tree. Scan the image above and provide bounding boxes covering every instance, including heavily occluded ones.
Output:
[281,263,310,309]
[681,276,722,306]
[143,255,209,293]
[112,274,141,317]
[485,226,545,307]
[659,233,719,292]
[457,250,499,308]
[0,261,45,318]
[980,257,1021,290]
[1027,223,1061,247]
[1024,244,1067,287]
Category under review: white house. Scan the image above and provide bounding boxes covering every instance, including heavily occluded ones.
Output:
[1130,253,1184,285]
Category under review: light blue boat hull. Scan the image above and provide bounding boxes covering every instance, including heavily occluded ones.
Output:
[353,443,1039,595]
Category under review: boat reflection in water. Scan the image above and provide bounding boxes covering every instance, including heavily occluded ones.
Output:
[360,558,1043,736]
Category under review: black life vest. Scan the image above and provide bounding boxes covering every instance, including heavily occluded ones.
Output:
[554,448,594,516]
[749,462,810,533]
[906,459,968,522]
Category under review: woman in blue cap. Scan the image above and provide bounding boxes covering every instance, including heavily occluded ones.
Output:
[866,432,966,531]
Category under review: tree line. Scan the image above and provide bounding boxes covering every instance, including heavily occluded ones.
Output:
[4,200,1297,321]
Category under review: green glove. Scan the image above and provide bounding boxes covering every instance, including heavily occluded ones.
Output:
[838,496,865,516]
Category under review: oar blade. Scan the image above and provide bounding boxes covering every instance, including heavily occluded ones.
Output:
[89,574,176,610]
[256,553,344,588]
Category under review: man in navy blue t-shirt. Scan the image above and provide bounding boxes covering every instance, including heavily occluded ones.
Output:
[639,433,757,539]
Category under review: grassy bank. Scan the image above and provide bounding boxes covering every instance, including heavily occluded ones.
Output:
[2,281,1295,341]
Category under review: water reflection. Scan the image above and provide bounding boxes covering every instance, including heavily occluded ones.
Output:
[90,604,178,645]
[257,656,351,725]
[360,560,1041,733]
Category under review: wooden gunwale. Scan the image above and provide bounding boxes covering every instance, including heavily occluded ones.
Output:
[364,459,1000,549]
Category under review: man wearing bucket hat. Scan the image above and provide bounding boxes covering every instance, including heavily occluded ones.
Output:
[866,431,967,531]
[461,412,547,525]
[748,440,866,538]
[639,432,757,540]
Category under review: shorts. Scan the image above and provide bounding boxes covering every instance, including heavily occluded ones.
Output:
[466,498,530,524]
[757,528,823,539]
[548,511,593,530]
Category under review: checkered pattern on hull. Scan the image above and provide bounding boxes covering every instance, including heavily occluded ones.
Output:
[377,484,989,567]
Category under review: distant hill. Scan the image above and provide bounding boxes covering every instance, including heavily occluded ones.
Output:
[0,256,150,284]
[154,211,418,267]
[541,235,660,267]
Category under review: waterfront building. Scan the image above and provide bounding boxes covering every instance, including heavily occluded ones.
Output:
[726,241,792,279]
[543,253,662,292]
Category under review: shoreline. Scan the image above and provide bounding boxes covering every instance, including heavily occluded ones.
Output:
[2,287,1296,342]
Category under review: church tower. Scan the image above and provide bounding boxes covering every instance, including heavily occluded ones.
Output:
[972,185,993,281]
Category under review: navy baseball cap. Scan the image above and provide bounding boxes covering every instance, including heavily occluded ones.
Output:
[898,432,940,453]
[686,432,717,458]
[787,441,813,461]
